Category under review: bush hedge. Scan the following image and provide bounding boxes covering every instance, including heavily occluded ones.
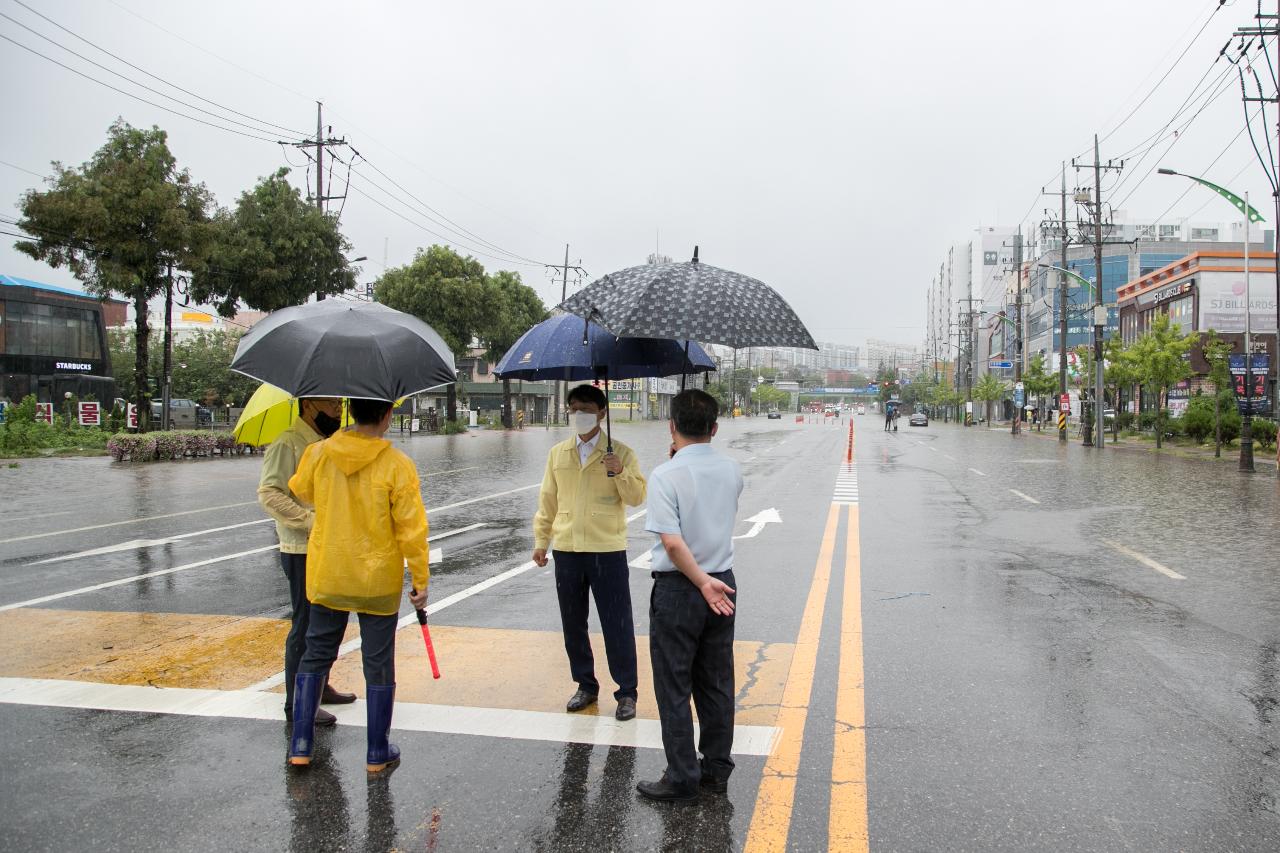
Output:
[106,431,247,462]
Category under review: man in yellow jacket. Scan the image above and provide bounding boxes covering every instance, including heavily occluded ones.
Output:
[257,396,355,727]
[286,398,429,772]
[532,384,646,721]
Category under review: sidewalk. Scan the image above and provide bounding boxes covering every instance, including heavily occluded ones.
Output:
[1007,421,1280,471]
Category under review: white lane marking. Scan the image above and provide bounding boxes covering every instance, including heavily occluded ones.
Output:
[3,524,484,612]
[0,677,780,756]
[629,551,653,570]
[1009,489,1041,505]
[426,466,481,476]
[0,501,259,544]
[28,519,273,565]
[1102,540,1186,580]
[2,511,75,524]
[425,483,539,514]
[968,468,987,477]
[250,508,653,692]
[926,446,938,453]
[732,508,782,540]
[3,484,539,549]
[0,545,281,612]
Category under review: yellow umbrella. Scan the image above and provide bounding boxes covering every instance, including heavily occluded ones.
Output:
[233,385,356,447]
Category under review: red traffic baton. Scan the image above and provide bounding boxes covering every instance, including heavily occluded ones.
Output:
[412,590,441,679]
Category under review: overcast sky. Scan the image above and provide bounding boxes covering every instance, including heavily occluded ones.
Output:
[1,0,1274,348]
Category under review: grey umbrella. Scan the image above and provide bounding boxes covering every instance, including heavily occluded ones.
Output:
[557,247,817,350]
[230,300,456,401]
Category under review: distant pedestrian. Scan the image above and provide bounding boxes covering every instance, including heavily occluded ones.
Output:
[257,396,355,728]
[637,389,743,803]
[516,408,525,430]
[532,384,647,721]
[286,397,430,772]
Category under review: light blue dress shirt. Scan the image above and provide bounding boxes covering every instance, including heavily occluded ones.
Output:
[645,443,743,575]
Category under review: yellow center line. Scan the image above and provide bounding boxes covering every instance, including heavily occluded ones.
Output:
[829,502,869,851]
[744,501,841,853]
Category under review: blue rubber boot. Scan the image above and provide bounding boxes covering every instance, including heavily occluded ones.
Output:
[288,672,326,767]
[365,684,401,773]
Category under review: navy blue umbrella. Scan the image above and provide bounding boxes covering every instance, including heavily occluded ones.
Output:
[494,314,716,462]
[493,314,714,381]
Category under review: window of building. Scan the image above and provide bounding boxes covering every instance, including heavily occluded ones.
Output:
[1136,224,1156,239]
[1166,295,1194,333]
[1158,224,1180,239]
[1190,227,1218,241]
[2,300,102,360]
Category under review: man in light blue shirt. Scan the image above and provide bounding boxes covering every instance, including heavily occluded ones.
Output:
[637,389,743,803]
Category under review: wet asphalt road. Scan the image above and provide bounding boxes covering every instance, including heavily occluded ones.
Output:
[0,415,1278,851]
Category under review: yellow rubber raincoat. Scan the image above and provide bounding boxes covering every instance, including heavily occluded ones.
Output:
[289,429,429,615]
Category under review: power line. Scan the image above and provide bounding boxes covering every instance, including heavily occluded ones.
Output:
[6,0,308,137]
[0,32,282,144]
[0,159,46,180]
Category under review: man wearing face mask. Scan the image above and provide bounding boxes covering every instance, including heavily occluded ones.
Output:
[533,384,647,721]
[258,396,356,726]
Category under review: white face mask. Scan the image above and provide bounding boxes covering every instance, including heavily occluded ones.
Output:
[570,411,599,435]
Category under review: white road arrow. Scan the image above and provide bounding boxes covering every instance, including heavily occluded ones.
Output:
[629,551,653,570]
[733,508,782,540]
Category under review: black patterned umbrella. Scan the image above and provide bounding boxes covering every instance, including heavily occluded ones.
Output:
[557,247,817,350]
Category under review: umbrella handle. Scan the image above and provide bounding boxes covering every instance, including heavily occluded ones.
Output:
[604,376,615,477]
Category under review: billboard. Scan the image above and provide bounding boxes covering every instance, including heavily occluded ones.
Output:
[1198,270,1278,334]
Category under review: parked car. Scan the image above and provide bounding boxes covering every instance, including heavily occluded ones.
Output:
[909,411,928,427]
[150,398,212,427]
[767,411,782,419]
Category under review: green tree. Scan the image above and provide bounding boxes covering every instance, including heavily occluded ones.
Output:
[191,168,356,315]
[16,120,213,430]
[375,245,491,420]
[1022,354,1057,431]
[1201,330,1233,458]
[1129,313,1196,449]
[170,330,260,407]
[1103,338,1139,443]
[477,270,548,428]
[972,373,1008,424]
[751,383,789,413]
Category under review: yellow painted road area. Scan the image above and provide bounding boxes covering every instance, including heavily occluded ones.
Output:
[0,609,792,725]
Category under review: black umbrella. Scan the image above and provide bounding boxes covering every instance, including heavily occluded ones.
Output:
[230,300,456,401]
[557,247,818,351]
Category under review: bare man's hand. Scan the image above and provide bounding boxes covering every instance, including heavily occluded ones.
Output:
[699,576,736,616]
[532,548,548,567]
[409,587,428,609]
[602,452,623,476]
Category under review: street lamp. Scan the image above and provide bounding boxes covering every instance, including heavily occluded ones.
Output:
[1158,167,1266,472]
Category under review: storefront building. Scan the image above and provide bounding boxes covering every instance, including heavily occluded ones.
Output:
[1115,251,1277,416]
[1,275,124,405]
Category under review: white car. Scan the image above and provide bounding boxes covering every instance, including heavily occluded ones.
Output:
[857,404,866,416]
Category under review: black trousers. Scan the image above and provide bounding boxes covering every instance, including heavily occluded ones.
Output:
[553,550,638,700]
[649,570,736,790]
[299,602,397,686]
[280,552,310,711]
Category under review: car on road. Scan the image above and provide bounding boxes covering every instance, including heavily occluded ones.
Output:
[857,404,866,415]
[150,398,212,427]
[767,411,782,419]
[909,411,928,427]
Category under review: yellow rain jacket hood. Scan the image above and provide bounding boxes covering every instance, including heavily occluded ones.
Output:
[289,429,429,616]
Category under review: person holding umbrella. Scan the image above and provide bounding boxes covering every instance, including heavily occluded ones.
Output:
[257,395,357,727]
[532,383,647,721]
[285,397,430,772]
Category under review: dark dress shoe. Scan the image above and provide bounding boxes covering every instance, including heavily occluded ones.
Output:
[286,706,337,727]
[699,775,728,793]
[566,688,598,712]
[321,683,357,705]
[615,697,637,721]
[636,777,698,803]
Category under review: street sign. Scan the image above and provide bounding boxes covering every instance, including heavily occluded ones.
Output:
[35,402,53,424]
[127,403,138,429]
[77,402,101,427]
[1014,387,1025,407]
[0,400,6,424]
[1059,393,1071,414]
[990,361,1013,369]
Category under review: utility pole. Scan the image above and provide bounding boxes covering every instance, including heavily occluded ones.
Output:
[547,244,587,423]
[1039,164,1074,442]
[287,102,348,300]
[1234,5,1280,474]
[1012,227,1024,435]
[1072,136,1124,448]
[162,261,173,432]
[958,297,979,425]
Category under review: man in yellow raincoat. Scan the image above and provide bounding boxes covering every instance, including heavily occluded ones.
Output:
[285,398,430,772]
